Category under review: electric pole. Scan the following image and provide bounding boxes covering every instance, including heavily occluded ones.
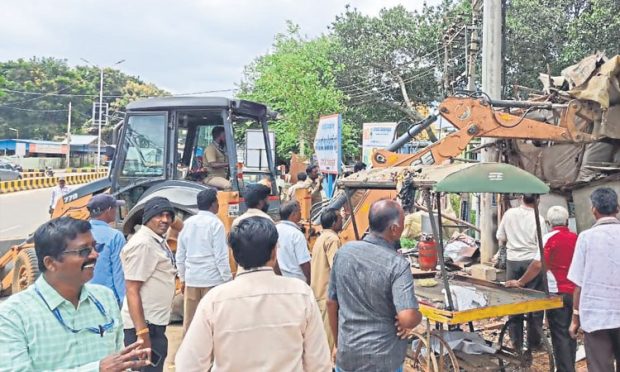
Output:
[480,0,503,263]
[66,101,72,166]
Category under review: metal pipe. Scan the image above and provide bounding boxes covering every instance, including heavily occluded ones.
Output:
[425,192,455,310]
[386,114,438,152]
[533,202,550,295]
[345,187,360,240]
[487,99,567,109]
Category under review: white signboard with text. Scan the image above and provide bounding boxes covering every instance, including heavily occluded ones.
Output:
[362,122,397,165]
[313,114,342,175]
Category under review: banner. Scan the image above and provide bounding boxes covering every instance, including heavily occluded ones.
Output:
[314,114,341,175]
[362,122,397,165]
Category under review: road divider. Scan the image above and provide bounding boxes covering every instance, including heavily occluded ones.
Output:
[0,172,107,194]
[20,172,45,178]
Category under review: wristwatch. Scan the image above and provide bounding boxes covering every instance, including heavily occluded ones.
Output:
[572,309,579,316]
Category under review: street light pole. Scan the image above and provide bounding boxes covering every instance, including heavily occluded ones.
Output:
[9,127,19,139]
[97,67,104,171]
[81,58,125,171]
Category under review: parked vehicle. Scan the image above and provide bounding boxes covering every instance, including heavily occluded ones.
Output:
[0,164,21,181]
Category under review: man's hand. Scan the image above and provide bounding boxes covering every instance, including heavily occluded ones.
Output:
[569,316,581,339]
[395,316,413,340]
[331,346,337,365]
[505,280,523,288]
[180,282,185,294]
[99,340,150,372]
[138,332,152,363]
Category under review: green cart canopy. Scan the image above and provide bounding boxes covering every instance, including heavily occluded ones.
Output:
[338,162,549,195]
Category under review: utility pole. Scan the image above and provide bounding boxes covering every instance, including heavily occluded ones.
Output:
[97,68,104,171]
[480,0,503,264]
[467,0,483,91]
[66,101,72,167]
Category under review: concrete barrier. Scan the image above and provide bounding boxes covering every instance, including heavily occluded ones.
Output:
[0,172,107,194]
[20,172,45,178]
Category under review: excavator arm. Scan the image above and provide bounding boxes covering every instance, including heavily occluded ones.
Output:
[372,96,599,168]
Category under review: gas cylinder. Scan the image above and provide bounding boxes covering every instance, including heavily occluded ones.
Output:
[418,234,438,271]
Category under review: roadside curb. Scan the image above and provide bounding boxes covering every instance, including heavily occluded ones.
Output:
[0,172,107,194]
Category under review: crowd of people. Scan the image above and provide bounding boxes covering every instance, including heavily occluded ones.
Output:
[1,159,619,371]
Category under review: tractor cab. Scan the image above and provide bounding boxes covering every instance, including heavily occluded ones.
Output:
[110,97,279,233]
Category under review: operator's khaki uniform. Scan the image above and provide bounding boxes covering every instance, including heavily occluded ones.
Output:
[203,142,231,190]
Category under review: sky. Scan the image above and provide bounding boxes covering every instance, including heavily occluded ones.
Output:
[0,0,441,96]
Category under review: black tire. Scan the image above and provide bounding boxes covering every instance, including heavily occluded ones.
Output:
[11,248,40,294]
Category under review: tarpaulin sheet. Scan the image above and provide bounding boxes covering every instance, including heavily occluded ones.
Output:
[569,55,620,109]
[509,141,584,186]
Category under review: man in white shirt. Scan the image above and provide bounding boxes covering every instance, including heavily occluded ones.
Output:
[176,187,232,333]
[568,187,620,372]
[286,172,307,201]
[49,177,71,215]
[496,193,547,352]
[276,201,311,284]
[175,217,331,372]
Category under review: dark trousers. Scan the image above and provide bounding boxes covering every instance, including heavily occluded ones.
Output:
[584,327,620,372]
[547,293,576,372]
[507,259,544,351]
[124,324,168,372]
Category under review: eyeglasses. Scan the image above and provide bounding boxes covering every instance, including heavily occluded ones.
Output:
[62,246,95,258]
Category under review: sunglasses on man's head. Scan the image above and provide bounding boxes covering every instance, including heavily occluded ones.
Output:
[62,246,95,258]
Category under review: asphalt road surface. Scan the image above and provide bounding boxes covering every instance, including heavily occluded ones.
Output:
[0,187,52,241]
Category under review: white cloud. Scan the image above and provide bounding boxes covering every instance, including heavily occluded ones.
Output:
[0,0,442,95]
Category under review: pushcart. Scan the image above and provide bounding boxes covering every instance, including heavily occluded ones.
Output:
[339,162,563,371]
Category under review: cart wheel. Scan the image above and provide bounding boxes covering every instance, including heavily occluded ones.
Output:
[11,248,39,294]
[408,331,438,372]
[497,316,555,372]
[407,331,459,371]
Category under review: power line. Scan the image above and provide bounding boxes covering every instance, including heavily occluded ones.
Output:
[0,87,236,98]
[0,106,68,112]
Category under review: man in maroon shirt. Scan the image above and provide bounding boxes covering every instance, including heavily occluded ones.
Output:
[506,206,577,372]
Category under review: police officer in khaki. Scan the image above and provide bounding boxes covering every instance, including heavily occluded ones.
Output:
[203,126,232,190]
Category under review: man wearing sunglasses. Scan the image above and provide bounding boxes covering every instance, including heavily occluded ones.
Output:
[0,217,150,371]
[88,194,127,307]
[122,196,177,371]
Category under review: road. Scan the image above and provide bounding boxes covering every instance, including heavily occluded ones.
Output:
[0,187,52,241]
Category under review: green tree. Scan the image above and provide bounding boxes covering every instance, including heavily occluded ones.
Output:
[0,57,168,141]
[505,0,620,94]
[239,23,346,159]
[330,1,469,137]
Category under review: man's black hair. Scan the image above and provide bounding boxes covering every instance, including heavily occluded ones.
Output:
[591,187,619,216]
[229,217,278,269]
[279,201,300,220]
[354,161,367,173]
[297,172,307,182]
[245,184,271,208]
[211,126,225,139]
[320,208,339,229]
[522,193,538,205]
[368,200,400,233]
[197,187,218,211]
[306,164,319,175]
[34,217,92,272]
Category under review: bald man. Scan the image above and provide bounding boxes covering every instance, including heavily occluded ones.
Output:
[327,200,422,372]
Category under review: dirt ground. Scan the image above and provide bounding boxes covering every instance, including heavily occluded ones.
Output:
[164,323,183,370]
[164,321,590,371]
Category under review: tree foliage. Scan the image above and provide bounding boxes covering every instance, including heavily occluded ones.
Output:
[505,0,620,93]
[0,57,168,141]
[239,23,346,159]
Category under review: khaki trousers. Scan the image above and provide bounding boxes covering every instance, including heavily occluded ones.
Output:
[204,176,232,190]
[317,298,335,351]
[183,286,212,334]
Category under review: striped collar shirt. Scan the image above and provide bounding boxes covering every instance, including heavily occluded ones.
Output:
[0,275,123,371]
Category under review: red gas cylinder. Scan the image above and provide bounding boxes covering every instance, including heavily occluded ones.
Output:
[418,236,438,271]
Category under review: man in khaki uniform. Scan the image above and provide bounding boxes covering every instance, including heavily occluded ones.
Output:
[304,164,323,207]
[310,208,343,351]
[122,197,177,371]
[203,126,231,190]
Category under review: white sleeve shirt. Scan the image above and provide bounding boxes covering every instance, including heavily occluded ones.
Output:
[276,221,311,282]
[176,211,232,287]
